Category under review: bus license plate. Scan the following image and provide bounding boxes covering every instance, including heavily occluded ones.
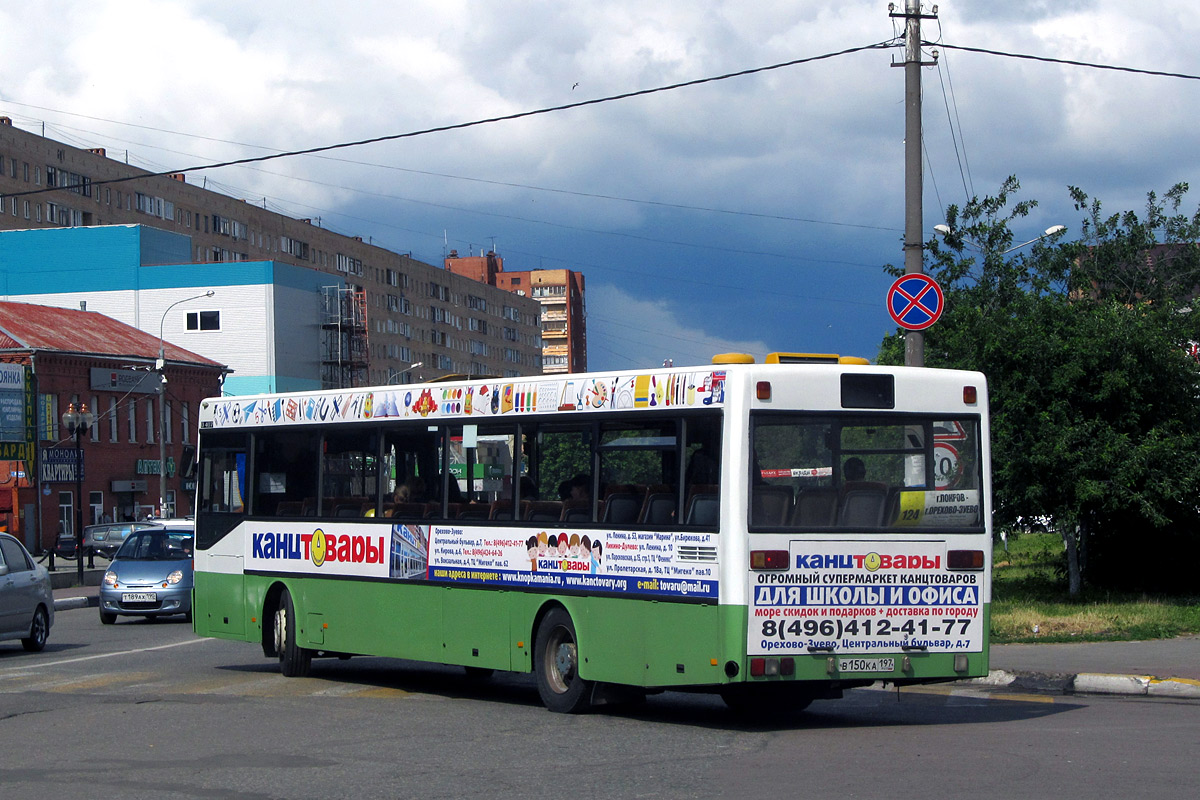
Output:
[839,657,894,673]
[122,592,157,603]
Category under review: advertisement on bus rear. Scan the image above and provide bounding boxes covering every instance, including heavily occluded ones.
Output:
[748,540,984,656]
[243,521,718,600]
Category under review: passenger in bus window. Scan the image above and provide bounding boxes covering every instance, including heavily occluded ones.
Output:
[568,474,591,502]
[844,457,866,483]
[519,475,538,502]
[395,477,426,504]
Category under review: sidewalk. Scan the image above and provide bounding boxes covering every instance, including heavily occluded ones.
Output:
[46,581,1200,700]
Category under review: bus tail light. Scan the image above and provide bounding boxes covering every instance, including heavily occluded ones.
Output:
[963,385,978,404]
[947,549,984,570]
[749,657,795,677]
[750,550,789,570]
[756,381,771,400]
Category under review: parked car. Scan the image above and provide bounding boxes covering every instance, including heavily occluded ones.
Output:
[83,521,156,560]
[0,532,54,651]
[54,528,80,560]
[99,524,194,624]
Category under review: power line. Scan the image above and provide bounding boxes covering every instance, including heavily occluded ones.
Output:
[933,42,1200,80]
[3,40,900,202]
[16,106,905,234]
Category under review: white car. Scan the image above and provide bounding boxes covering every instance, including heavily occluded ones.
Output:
[0,533,54,652]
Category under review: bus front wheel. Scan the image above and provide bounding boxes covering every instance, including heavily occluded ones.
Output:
[534,608,593,713]
[274,589,312,678]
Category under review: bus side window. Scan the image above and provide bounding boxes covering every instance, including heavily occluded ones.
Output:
[684,416,721,528]
[253,429,320,517]
[196,431,247,550]
[320,428,380,517]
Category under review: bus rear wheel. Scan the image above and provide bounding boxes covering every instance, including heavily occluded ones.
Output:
[274,589,312,678]
[534,608,593,713]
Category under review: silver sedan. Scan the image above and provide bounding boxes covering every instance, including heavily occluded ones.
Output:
[0,533,54,651]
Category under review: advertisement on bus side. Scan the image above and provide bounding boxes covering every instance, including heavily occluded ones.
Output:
[243,521,718,600]
[201,367,727,430]
[748,540,984,655]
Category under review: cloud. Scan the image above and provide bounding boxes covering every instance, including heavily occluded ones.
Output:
[585,283,772,371]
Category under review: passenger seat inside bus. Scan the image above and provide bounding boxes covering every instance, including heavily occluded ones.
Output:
[684,486,719,526]
[752,485,794,526]
[639,488,676,525]
[525,501,563,522]
[838,486,889,527]
[793,487,838,527]
[601,488,642,525]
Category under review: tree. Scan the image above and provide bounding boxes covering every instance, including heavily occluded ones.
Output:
[879,177,1200,594]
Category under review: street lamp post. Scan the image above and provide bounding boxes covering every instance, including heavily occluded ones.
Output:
[158,291,214,519]
[934,224,1066,256]
[387,362,422,384]
[61,402,95,584]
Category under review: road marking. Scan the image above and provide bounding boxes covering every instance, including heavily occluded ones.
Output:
[0,637,210,674]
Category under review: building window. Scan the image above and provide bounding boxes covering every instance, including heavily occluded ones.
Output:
[90,396,99,439]
[186,310,220,331]
[128,400,137,443]
[146,399,155,444]
[109,397,118,442]
[59,492,74,537]
[165,401,173,444]
[182,402,190,444]
[89,491,104,526]
[166,489,176,519]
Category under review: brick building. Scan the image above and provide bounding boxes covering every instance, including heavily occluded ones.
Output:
[0,302,224,555]
[445,251,587,374]
[0,119,543,384]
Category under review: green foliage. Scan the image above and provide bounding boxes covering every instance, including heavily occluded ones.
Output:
[882,177,1200,592]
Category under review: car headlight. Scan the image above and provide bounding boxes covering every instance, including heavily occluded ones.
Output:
[103,571,117,587]
[167,570,184,585]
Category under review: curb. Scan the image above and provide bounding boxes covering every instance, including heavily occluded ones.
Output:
[53,596,98,611]
[968,669,1200,699]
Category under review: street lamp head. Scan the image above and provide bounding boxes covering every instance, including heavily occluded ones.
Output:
[1044,225,1066,236]
[933,224,952,237]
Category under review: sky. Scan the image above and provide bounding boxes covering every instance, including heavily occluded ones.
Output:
[3,1,1200,371]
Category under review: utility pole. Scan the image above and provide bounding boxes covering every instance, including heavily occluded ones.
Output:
[891,1,938,366]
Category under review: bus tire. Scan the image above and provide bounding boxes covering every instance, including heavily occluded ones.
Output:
[534,608,593,713]
[720,684,813,717]
[274,589,312,678]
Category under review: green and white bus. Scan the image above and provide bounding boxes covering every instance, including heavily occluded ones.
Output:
[193,353,991,713]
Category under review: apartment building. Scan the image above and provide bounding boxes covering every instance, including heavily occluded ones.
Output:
[0,119,543,384]
[444,251,587,374]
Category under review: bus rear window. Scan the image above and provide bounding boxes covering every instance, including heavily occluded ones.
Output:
[750,414,983,531]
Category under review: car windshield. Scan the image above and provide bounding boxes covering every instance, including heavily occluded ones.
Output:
[114,531,193,561]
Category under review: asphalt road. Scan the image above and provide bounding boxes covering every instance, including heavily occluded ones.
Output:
[1,607,1197,800]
